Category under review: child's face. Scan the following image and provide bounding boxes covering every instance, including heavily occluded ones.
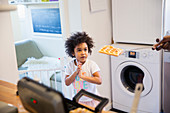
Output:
[73,42,89,64]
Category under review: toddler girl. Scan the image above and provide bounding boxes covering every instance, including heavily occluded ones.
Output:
[65,32,102,107]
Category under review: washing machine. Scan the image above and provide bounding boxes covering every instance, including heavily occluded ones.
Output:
[111,44,162,113]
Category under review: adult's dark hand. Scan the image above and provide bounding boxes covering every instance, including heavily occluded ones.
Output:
[152,35,170,51]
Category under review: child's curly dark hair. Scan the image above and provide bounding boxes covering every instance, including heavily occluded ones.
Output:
[65,32,94,58]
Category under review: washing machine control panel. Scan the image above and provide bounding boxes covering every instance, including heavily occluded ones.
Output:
[124,51,139,59]
[126,51,148,59]
[111,44,161,63]
[119,50,161,63]
[127,51,139,58]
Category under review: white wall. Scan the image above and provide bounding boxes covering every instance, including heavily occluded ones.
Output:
[68,0,82,33]
[0,0,19,84]
[80,0,112,108]
[10,8,22,42]
[33,37,66,58]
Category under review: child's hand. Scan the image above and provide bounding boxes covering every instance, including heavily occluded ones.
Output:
[77,62,86,81]
[76,61,86,81]
[79,72,86,79]
[77,61,82,75]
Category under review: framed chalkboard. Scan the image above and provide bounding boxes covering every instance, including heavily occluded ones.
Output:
[31,8,62,35]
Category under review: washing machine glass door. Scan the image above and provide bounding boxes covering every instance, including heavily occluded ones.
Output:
[115,61,153,97]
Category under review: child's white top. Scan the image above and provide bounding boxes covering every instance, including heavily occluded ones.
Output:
[65,59,100,102]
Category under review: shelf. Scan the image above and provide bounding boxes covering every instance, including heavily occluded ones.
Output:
[9,1,59,5]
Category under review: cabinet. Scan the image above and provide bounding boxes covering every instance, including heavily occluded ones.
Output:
[112,0,163,44]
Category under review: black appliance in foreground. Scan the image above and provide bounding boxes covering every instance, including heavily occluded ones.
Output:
[17,77,108,113]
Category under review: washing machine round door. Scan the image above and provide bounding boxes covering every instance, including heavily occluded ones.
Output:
[115,61,153,97]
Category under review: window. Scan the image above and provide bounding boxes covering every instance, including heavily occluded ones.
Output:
[31,8,62,35]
